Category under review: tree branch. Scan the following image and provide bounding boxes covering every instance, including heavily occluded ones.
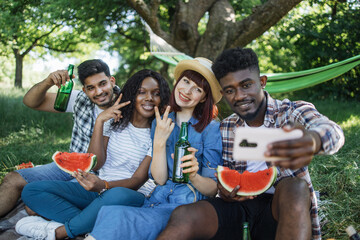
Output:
[126,0,170,42]
[21,23,63,57]
[116,26,145,44]
[36,44,76,53]
[195,0,234,59]
[230,0,303,47]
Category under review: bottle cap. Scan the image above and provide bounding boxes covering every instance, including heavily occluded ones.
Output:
[346,226,357,236]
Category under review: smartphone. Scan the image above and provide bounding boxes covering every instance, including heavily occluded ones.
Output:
[233,127,303,161]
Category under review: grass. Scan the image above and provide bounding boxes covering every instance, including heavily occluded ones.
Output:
[1,87,359,239]
[0,87,73,177]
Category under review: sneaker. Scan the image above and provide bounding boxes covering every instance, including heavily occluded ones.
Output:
[15,216,63,240]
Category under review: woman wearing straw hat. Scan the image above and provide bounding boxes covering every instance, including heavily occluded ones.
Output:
[85,58,223,240]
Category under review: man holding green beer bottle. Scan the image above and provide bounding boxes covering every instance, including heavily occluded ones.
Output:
[0,59,120,218]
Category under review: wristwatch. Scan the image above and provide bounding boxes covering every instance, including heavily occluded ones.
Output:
[99,180,110,195]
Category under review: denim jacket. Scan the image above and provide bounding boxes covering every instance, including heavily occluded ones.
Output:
[147,112,223,205]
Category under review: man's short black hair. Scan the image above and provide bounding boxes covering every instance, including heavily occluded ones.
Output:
[77,59,111,85]
[212,47,260,81]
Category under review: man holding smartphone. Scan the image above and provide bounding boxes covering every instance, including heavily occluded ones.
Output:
[157,48,344,240]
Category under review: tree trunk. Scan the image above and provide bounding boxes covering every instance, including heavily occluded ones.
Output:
[14,49,23,88]
[133,0,303,60]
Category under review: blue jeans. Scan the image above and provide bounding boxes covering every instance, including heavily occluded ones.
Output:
[90,180,202,240]
[21,181,145,238]
[16,162,73,183]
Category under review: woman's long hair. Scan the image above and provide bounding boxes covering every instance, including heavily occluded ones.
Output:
[170,70,217,132]
[112,69,170,130]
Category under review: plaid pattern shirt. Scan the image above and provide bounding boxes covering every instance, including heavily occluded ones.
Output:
[221,91,344,240]
[69,86,120,153]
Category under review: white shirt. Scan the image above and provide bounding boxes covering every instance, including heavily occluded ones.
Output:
[244,122,275,194]
[100,123,155,196]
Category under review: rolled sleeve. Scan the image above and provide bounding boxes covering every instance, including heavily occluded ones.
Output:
[293,104,345,155]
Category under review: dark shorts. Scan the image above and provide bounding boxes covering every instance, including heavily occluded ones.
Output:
[206,193,277,240]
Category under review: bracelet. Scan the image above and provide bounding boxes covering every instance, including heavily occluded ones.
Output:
[99,180,110,195]
[104,180,110,190]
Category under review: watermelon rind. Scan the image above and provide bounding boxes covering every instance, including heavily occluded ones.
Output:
[217,166,239,193]
[52,151,97,174]
[217,166,277,196]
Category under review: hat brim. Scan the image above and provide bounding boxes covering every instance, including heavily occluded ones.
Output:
[174,58,222,104]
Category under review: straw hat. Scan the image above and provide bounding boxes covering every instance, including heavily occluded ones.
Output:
[174,57,222,104]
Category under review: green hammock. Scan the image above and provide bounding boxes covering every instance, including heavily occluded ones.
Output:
[153,53,360,93]
[144,20,359,93]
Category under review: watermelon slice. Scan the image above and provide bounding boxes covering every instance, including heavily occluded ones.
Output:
[15,162,34,170]
[52,151,97,174]
[217,166,277,196]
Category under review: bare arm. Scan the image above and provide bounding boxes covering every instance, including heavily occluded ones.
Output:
[88,94,131,171]
[151,106,174,185]
[87,118,109,171]
[74,155,152,192]
[23,70,71,112]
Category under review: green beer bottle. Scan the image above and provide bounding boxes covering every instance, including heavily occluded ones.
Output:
[172,122,191,183]
[54,64,74,112]
[243,222,251,240]
[346,226,360,240]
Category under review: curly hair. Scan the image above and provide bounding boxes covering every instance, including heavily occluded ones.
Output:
[112,69,170,130]
[77,59,111,85]
[212,47,260,81]
[170,70,216,133]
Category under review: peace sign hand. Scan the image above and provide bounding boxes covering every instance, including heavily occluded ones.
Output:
[97,93,131,123]
[154,106,175,145]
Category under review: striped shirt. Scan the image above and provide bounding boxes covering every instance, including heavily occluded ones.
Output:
[99,123,155,196]
[221,91,344,240]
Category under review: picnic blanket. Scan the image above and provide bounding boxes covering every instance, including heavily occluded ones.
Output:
[0,201,85,240]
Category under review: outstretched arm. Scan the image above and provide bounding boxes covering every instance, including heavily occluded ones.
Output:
[23,70,73,112]
[266,103,345,169]
[266,125,321,169]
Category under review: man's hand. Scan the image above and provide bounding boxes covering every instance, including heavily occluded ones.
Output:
[73,169,105,192]
[215,173,255,202]
[97,94,131,123]
[265,124,321,169]
[45,69,75,88]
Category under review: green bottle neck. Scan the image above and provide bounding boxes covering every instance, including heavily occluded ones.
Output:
[68,64,74,81]
[178,122,188,141]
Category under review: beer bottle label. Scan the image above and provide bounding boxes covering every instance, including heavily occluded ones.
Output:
[174,147,186,178]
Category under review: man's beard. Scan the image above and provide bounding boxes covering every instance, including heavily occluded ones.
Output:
[237,96,266,121]
[95,92,114,108]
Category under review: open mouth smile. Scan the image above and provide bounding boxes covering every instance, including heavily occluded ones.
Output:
[179,92,191,102]
[142,104,155,111]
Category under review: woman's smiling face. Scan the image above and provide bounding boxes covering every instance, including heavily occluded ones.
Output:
[132,77,161,121]
[174,77,206,111]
